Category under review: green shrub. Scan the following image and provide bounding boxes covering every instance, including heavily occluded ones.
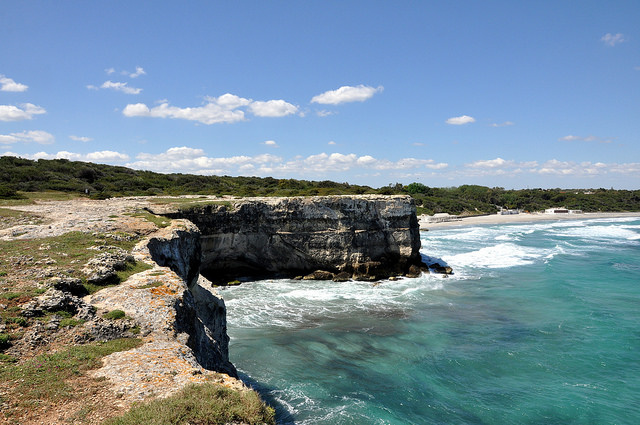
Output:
[102,310,126,320]
[59,317,85,327]
[0,353,17,363]
[0,333,10,349]
[104,383,275,425]
[0,185,26,200]
[7,317,28,327]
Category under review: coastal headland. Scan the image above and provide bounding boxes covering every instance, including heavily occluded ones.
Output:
[0,194,425,424]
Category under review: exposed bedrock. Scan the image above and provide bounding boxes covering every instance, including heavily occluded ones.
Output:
[88,220,237,403]
[157,195,427,282]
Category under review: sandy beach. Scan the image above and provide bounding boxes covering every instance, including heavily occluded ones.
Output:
[419,212,640,230]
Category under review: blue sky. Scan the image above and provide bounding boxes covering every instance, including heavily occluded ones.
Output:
[1,1,639,189]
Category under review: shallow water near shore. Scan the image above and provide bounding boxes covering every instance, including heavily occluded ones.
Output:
[222,217,640,424]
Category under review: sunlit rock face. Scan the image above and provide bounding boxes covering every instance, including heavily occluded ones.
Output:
[160,195,425,283]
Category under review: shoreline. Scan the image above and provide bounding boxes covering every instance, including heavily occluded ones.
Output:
[419,212,640,230]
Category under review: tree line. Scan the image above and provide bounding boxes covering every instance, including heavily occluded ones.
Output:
[2,156,639,214]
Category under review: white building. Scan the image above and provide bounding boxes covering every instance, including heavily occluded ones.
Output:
[545,207,583,214]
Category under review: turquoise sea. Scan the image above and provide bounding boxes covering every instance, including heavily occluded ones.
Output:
[221,217,640,424]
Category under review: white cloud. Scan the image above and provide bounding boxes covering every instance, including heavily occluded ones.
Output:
[559,134,612,143]
[445,115,475,125]
[0,103,46,121]
[0,75,28,92]
[263,140,279,147]
[248,100,299,117]
[311,85,383,105]
[120,146,448,178]
[316,110,336,117]
[127,147,282,174]
[123,99,246,124]
[128,67,146,78]
[491,121,514,127]
[100,80,142,94]
[85,151,130,161]
[457,157,640,181]
[559,135,581,141]
[267,153,447,175]
[601,33,626,47]
[328,141,337,145]
[105,68,116,75]
[0,130,55,145]
[70,135,93,142]
[123,93,299,124]
[469,158,509,168]
[11,150,129,162]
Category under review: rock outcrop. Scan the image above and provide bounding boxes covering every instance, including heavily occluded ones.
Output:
[88,220,238,402]
[156,195,426,282]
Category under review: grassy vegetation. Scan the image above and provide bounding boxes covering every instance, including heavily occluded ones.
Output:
[0,207,45,230]
[125,209,171,228]
[0,338,142,413]
[0,189,82,207]
[0,231,148,349]
[0,231,138,275]
[104,382,275,425]
[102,309,126,320]
[0,230,145,293]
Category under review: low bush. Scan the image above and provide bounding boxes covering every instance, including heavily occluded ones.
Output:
[102,309,126,320]
[104,383,275,425]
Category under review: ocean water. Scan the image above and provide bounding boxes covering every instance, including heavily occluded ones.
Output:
[221,217,640,424]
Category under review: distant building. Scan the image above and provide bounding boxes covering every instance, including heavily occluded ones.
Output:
[545,208,569,214]
[545,207,583,214]
[498,208,520,215]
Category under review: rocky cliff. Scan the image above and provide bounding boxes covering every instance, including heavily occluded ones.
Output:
[88,220,240,402]
[155,195,426,282]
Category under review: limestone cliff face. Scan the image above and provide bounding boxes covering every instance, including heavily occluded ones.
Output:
[88,220,238,402]
[159,195,424,282]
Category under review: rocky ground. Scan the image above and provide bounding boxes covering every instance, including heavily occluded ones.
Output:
[0,196,241,425]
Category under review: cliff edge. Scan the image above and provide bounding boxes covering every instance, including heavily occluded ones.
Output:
[154,195,426,282]
[87,220,240,402]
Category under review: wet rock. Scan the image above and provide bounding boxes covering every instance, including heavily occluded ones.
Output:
[405,264,423,278]
[303,270,335,280]
[430,263,453,274]
[332,271,351,282]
